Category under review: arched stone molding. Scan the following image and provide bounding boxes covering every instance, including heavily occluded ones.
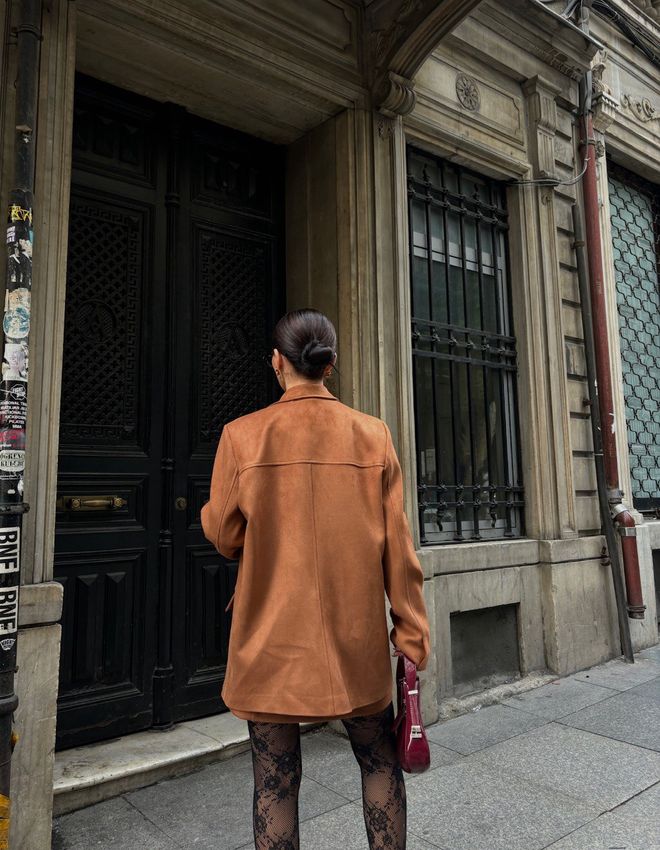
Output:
[367,0,484,116]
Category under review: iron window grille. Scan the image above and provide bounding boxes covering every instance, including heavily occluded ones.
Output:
[607,160,660,516]
[407,147,524,544]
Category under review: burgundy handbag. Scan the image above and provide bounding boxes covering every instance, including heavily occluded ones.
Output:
[391,653,431,773]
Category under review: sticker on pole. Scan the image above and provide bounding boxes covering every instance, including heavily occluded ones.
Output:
[0,587,18,636]
[0,382,27,430]
[0,449,24,472]
[0,527,20,574]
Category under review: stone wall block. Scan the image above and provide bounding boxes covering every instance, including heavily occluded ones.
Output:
[433,566,545,701]
[10,625,62,850]
[541,559,620,675]
[628,523,659,650]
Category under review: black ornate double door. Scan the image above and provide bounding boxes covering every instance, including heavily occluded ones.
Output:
[54,77,283,749]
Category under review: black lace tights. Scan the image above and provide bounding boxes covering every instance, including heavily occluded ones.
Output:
[247,703,406,849]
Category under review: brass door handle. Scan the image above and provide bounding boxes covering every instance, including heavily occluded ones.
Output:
[57,495,127,512]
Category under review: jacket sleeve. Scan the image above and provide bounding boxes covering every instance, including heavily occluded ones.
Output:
[201,424,246,560]
[381,422,431,671]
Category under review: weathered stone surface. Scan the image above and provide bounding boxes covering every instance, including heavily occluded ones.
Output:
[503,676,616,720]
[301,727,461,801]
[11,624,61,850]
[405,758,599,850]
[560,690,660,751]
[544,780,660,850]
[426,703,547,755]
[51,796,179,850]
[572,656,660,691]
[17,581,63,627]
[54,712,281,815]
[127,750,347,849]
[469,722,660,808]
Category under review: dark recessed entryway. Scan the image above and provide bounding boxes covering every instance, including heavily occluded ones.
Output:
[54,75,284,749]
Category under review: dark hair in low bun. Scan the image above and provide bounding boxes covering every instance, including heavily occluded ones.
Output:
[273,309,337,380]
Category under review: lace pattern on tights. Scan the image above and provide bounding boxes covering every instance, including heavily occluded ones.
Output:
[248,702,406,850]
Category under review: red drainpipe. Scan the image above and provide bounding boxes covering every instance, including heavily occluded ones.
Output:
[579,111,645,619]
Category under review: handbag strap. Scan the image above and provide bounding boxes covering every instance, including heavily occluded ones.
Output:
[396,654,418,691]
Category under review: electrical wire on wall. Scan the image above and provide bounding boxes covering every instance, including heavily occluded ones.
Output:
[508,157,591,188]
[537,0,660,66]
[510,0,660,190]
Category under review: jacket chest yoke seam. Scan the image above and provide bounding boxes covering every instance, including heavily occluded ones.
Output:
[237,460,386,475]
[308,462,337,714]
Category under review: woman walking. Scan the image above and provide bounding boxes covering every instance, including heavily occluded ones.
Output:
[201,308,430,849]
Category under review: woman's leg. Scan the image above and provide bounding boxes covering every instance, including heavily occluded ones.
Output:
[247,720,302,850]
[342,703,406,850]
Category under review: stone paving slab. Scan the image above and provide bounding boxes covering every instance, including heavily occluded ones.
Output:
[51,796,179,850]
[503,676,616,720]
[53,712,256,816]
[572,656,660,691]
[301,728,462,801]
[425,702,547,754]
[629,675,660,701]
[405,758,600,850]
[240,802,445,850]
[127,750,347,850]
[468,722,660,809]
[544,780,660,849]
[559,690,660,751]
[53,650,660,850]
[639,644,660,663]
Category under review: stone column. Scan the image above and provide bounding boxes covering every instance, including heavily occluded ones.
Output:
[370,109,440,723]
[4,0,76,846]
[371,113,419,532]
[512,75,578,539]
[286,108,378,415]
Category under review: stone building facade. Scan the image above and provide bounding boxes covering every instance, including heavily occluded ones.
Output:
[0,0,658,846]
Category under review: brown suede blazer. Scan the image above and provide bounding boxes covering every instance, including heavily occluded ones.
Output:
[201,381,431,722]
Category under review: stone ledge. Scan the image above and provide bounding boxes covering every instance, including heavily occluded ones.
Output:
[538,535,606,564]
[644,519,660,548]
[53,712,321,816]
[18,581,63,627]
[417,534,618,577]
[437,670,557,720]
[418,538,539,575]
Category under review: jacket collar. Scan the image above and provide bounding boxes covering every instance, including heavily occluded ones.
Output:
[275,382,339,404]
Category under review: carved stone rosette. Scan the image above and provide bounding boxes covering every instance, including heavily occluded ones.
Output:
[455,74,480,111]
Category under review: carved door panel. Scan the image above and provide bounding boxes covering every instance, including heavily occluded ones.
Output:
[54,78,166,749]
[55,77,283,747]
[170,117,283,721]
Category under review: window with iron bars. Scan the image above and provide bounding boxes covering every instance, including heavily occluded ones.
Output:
[407,147,524,544]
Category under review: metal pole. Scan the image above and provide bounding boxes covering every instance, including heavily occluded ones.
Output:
[572,204,634,662]
[0,1,42,845]
[578,2,645,622]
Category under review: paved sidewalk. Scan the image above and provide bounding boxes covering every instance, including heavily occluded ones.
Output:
[53,645,660,850]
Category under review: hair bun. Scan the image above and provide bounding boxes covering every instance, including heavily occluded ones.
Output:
[301,338,333,366]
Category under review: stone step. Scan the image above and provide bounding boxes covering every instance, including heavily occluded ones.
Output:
[53,712,321,816]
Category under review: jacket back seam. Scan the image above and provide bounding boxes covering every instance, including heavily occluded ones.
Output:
[308,462,337,714]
